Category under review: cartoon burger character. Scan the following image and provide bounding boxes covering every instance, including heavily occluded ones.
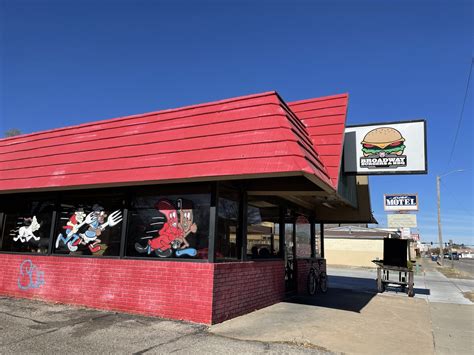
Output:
[361,127,406,157]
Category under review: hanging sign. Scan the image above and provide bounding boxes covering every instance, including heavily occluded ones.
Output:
[387,214,417,228]
[384,194,419,211]
[401,227,411,239]
[344,120,427,175]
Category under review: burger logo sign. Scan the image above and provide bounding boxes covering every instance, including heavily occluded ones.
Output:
[343,120,427,175]
[360,127,407,169]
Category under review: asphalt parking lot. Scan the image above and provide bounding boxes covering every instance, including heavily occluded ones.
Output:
[0,297,328,355]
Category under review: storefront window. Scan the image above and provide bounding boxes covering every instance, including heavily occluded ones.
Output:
[296,217,311,258]
[216,188,240,260]
[247,204,279,259]
[53,191,125,256]
[127,189,210,259]
[0,195,54,254]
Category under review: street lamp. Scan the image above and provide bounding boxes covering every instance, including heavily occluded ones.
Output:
[437,169,464,266]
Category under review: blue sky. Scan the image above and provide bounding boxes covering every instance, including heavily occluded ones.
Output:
[1,0,472,245]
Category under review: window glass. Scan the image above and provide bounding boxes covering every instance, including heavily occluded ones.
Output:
[127,192,210,259]
[296,217,311,258]
[247,204,279,259]
[53,191,125,256]
[216,189,240,260]
[0,196,54,254]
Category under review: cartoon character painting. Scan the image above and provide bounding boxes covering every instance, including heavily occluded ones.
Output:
[55,205,122,254]
[13,216,41,243]
[135,198,198,258]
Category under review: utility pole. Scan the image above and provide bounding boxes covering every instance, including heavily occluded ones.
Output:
[436,175,444,265]
[436,170,464,267]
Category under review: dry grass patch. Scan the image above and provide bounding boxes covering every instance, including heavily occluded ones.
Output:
[436,266,473,280]
[462,291,474,302]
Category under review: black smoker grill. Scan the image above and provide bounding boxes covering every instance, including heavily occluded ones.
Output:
[372,238,415,297]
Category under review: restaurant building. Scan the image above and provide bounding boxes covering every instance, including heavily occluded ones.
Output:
[0,91,374,324]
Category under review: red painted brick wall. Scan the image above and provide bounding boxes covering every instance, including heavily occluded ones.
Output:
[0,254,289,324]
[212,261,285,324]
[0,254,214,324]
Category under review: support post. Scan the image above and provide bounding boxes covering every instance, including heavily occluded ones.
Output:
[47,210,57,255]
[292,221,296,259]
[279,205,285,258]
[238,189,248,261]
[320,223,325,259]
[119,209,129,258]
[0,213,4,249]
[208,182,219,263]
[310,217,316,258]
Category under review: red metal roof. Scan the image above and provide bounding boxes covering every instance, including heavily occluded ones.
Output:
[288,93,349,187]
[0,92,338,193]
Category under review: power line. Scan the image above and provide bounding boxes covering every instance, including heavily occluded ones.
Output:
[446,59,474,170]
[440,180,473,218]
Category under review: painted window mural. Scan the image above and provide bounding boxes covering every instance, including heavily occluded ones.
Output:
[0,198,54,253]
[53,192,125,256]
[127,193,210,259]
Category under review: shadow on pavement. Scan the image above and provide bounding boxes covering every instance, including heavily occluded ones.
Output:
[383,285,431,295]
[328,275,378,293]
[284,274,432,313]
[284,287,377,313]
[329,273,431,297]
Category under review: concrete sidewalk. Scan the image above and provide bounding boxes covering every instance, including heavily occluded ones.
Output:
[210,265,473,355]
[211,289,434,355]
[327,264,474,304]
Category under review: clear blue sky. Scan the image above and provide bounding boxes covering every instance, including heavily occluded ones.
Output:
[1,0,472,245]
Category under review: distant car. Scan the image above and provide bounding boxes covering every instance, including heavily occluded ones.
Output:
[443,252,460,260]
[431,255,438,262]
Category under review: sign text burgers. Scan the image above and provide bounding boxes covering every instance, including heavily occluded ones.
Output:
[384,194,418,211]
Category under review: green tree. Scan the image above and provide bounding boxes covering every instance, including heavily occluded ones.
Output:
[4,128,22,137]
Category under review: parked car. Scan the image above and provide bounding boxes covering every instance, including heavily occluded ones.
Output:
[431,254,438,262]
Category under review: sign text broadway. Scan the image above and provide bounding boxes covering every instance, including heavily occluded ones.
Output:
[360,156,407,169]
